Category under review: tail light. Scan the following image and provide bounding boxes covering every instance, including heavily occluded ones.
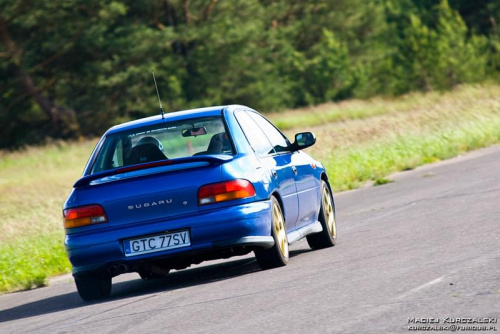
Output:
[198,179,256,205]
[63,204,108,229]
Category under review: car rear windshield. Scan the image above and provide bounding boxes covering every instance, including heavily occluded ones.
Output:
[90,116,233,174]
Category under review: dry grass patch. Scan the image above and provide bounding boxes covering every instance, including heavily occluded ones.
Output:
[277,83,500,164]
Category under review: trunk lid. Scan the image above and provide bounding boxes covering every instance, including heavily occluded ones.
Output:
[73,159,224,227]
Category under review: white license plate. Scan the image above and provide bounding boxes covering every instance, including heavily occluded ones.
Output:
[124,230,190,257]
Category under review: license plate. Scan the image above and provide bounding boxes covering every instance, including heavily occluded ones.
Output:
[124,230,190,257]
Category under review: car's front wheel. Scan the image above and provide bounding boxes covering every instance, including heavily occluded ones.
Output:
[74,273,112,301]
[307,180,337,249]
[255,196,289,270]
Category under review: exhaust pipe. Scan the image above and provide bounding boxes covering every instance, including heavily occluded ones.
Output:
[117,263,129,274]
[107,265,117,276]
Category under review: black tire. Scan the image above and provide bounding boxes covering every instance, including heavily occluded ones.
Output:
[74,274,112,301]
[254,197,289,270]
[307,180,337,249]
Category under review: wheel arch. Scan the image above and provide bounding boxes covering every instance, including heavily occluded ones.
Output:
[320,172,336,212]
[320,172,329,184]
[269,190,286,228]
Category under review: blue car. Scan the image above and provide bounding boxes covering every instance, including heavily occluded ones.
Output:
[63,105,337,300]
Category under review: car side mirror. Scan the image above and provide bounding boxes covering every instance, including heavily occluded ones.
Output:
[293,132,316,151]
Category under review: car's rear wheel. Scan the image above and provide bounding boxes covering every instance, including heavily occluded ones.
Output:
[255,197,289,269]
[307,180,337,249]
[74,273,112,301]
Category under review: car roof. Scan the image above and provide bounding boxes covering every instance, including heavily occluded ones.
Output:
[106,105,251,135]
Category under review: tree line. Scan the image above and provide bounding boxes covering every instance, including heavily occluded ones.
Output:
[1,0,499,148]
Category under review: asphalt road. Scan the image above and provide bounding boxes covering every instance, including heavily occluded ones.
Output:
[1,146,499,334]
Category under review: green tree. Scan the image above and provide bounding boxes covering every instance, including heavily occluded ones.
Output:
[385,0,488,94]
[0,0,498,148]
[0,0,90,144]
[432,0,488,88]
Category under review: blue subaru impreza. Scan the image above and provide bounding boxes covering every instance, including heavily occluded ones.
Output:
[63,105,337,300]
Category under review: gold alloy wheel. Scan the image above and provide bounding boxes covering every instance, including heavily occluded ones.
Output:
[323,186,336,239]
[273,203,288,258]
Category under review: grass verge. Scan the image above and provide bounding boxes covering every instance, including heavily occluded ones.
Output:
[0,83,499,293]
[0,234,71,291]
[0,140,96,293]
[324,117,500,191]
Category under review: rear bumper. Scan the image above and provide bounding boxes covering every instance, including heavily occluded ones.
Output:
[65,200,273,276]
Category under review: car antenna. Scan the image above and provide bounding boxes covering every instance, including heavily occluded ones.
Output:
[151,69,165,119]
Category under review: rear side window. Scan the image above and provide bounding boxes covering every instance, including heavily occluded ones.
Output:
[247,112,290,153]
[90,116,233,174]
[234,111,274,157]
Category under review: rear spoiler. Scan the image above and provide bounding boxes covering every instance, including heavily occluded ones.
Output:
[74,155,233,188]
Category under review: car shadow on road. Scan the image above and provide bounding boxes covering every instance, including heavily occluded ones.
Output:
[0,248,311,323]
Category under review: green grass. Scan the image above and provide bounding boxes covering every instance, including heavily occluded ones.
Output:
[284,83,500,190]
[0,234,71,291]
[374,178,394,186]
[0,83,499,293]
[323,117,500,191]
[0,140,96,293]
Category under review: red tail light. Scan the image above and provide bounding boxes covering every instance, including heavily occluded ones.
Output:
[63,205,108,229]
[198,179,256,205]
